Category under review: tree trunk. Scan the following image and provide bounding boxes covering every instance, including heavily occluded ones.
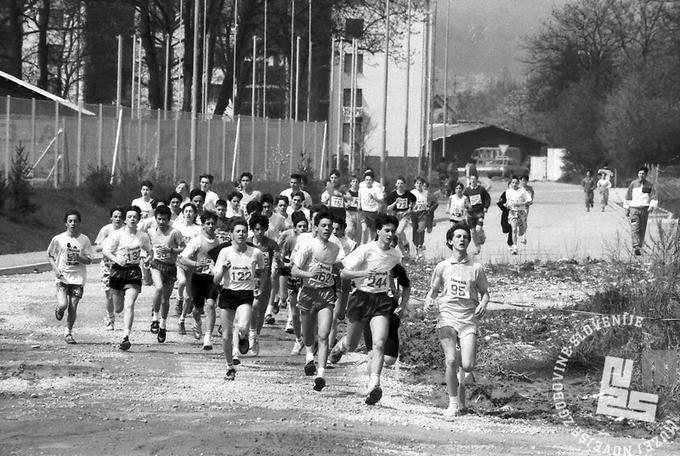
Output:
[37,0,50,89]
[138,3,162,109]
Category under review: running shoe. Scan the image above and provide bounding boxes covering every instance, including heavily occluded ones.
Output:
[265,314,276,325]
[118,336,131,351]
[203,334,213,351]
[65,334,76,344]
[284,322,294,334]
[272,299,280,314]
[238,334,250,355]
[178,320,186,335]
[55,306,65,321]
[304,360,317,376]
[313,377,326,392]
[224,368,236,381]
[365,385,383,405]
[443,404,462,419]
[150,321,160,334]
[192,321,202,340]
[248,337,260,356]
[232,353,241,365]
[329,346,345,364]
[105,320,115,331]
[634,248,642,256]
[290,339,304,355]
[157,328,167,343]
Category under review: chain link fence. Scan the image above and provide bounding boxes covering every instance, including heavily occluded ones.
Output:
[0,96,327,187]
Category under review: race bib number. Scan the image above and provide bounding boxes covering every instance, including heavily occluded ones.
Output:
[126,246,141,264]
[395,198,409,210]
[363,271,389,292]
[330,196,344,208]
[414,201,427,211]
[448,278,470,299]
[65,243,80,266]
[153,244,169,261]
[309,261,333,287]
[469,194,482,206]
[451,207,464,218]
[230,266,252,283]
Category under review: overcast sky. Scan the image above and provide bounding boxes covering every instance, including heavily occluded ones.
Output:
[433,0,568,89]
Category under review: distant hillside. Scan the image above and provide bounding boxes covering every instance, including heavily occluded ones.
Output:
[434,0,568,89]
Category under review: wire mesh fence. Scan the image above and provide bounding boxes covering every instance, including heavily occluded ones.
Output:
[0,95,327,187]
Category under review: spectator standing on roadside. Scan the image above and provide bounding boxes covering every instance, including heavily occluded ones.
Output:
[624,166,658,256]
[281,174,313,208]
[597,173,612,212]
[581,170,596,212]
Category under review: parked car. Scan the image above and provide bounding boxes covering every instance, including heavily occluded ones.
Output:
[473,157,529,178]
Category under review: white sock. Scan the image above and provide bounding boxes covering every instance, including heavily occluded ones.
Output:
[123,330,130,338]
[160,318,166,329]
[317,367,325,378]
[367,373,379,389]
[151,311,158,321]
[305,350,315,363]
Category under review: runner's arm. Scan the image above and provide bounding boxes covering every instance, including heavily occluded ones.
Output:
[46,238,62,278]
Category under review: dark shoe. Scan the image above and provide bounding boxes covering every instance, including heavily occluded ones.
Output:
[118,336,131,351]
[634,248,642,256]
[157,328,166,343]
[272,300,280,315]
[178,321,186,335]
[313,377,326,392]
[265,314,275,325]
[365,386,383,405]
[65,334,77,344]
[238,334,249,355]
[55,307,65,321]
[304,360,317,376]
[232,354,241,366]
[150,321,160,334]
[224,368,236,381]
[329,346,345,365]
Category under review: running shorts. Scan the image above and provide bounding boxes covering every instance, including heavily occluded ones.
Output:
[151,260,177,284]
[191,273,217,308]
[364,305,400,358]
[297,286,336,313]
[438,318,479,340]
[56,282,84,299]
[218,288,255,311]
[466,211,485,227]
[109,264,143,291]
[346,290,393,323]
[287,276,301,293]
[361,211,379,231]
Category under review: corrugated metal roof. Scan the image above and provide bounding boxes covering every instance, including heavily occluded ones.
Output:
[431,122,489,141]
[0,70,96,116]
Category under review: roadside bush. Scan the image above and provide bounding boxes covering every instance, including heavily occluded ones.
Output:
[84,166,112,205]
[6,144,36,219]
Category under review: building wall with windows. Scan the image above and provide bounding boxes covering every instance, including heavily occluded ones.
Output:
[328,20,426,175]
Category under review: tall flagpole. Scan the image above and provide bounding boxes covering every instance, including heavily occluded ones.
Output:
[328,37,335,171]
[426,0,437,183]
[232,0,239,115]
[379,0,390,185]
[306,0,312,122]
[164,34,170,112]
[263,0,268,118]
[137,36,142,117]
[177,0,183,111]
[442,0,450,161]
[116,35,123,112]
[289,0,295,120]
[335,42,344,171]
[251,35,256,174]
[403,0,411,169]
[418,7,428,177]
[190,0,201,187]
[295,36,301,122]
[349,39,357,173]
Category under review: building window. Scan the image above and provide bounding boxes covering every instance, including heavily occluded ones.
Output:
[343,53,363,74]
[342,117,363,145]
[343,88,362,107]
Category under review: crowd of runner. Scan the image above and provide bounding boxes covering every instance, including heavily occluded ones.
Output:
[45,164,655,417]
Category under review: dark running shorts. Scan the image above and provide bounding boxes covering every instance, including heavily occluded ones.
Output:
[467,211,485,227]
[191,273,217,308]
[56,282,84,299]
[218,288,255,311]
[297,286,336,313]
[346,289,393,323]
[109,264,143,291]
[361,211,379,231]
[150,260,177,284]
[287,276,301,293]
[364,310,401,358]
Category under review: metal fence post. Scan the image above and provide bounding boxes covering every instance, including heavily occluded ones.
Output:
[31,98,36,165]
[97,104,103,168]
[156,109,161,172]
[54,101,59,188]
[221,117,227,181]
[206,117,211,173]
[4,96,9,182]
[76,102,82,186]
